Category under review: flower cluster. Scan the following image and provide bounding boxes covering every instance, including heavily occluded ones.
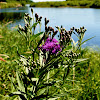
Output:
[40,37,61,54]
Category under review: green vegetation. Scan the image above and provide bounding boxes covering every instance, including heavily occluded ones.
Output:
[1,0,100,9]
[0,0,31,9]
[0,9,100,99]
[30,0,100,8]
[0,23,27,98]
[75,48,100,100]
[0,1,22,9]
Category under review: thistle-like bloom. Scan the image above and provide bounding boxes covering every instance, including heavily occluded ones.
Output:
[40,37,61,54]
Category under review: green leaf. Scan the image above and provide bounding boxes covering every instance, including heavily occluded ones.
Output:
[39,56,61,81]
[10,91,21,95]
[31,78,39,85]
[38,81,57,90]
[20,56,29,66]
[39,50,44,66]
[37,88,46,96]
[11,76,16,93]
[9,93,27,100]
[56,26,60,32]
[16,71,25,92]
[81,36,96,46]
[31,22,39,29]
[0,94,10,100]
[52,93,68,98]
[63,46,72,52]
[30,32,43,42]
[48,97,60,100]
[72,38,78,50]
[74,58,88,63]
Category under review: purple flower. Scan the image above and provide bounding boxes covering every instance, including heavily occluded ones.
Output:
[40,37,61,54]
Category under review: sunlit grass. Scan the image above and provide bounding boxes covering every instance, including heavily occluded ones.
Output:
[0,23,27,96]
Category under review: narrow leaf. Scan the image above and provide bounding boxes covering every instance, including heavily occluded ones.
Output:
[81,36,96,46]
[48,97,60,100]
[74,58,88,63]
[16,71,25,92]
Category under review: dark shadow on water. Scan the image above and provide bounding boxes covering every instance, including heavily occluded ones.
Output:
[0,12,24,22]
[0,6,29,22]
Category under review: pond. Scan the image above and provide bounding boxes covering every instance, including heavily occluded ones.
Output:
[0,6,100,48]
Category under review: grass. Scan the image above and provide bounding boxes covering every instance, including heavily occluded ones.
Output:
[0,1,22,9]
[0,23,27,97]
[0,22,100,99]
[75,48,100,99]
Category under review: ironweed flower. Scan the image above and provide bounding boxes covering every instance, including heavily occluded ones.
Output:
[40,37,61,54]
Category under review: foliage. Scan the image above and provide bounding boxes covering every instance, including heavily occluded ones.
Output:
[75,48,100,100]
[0,1,22,9]
[90,0,100,8]
[1,0,100,9]
[0,8,100,100]
[0,22,27,98]
[0,0,32,9]
[30,0,100,8]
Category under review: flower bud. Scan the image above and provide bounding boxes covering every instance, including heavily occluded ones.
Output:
[35,13,38,21]
[85,29,87,32]
[47,20,49,24]
[72,27,75,30]
[18,24,23,30]
[52,28,54,33]
[55,26,59,29]
[31,8,34,14]
[45,26,48,32]
[45,18,47,26]
[82,26,84,29]
[25,13,29,16]
[48,26,51,31]
[75,28,77,32]
[54,30,58,34]
[50,27,53,31]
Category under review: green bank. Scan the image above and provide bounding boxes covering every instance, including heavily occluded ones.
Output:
[0,0,31,9]
[30,0,100,8]
[1,0,100,9]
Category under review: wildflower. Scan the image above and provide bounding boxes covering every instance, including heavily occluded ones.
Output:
[40,37,61,54]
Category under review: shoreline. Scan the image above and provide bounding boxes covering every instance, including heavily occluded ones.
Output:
[30,1,100,9]
[1,1,100,9]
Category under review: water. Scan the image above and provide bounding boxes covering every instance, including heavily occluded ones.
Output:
[0,6,100,47]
